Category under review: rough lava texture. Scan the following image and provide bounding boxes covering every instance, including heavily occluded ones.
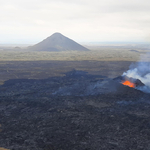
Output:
[113,75,145,87]
[0,70,150,150]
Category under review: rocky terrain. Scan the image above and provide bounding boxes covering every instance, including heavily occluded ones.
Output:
[0,70,150,150]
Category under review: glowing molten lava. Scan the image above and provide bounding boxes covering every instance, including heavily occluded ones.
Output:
[122,80,136,88]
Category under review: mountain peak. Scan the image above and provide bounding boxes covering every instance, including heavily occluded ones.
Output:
[46,32,65,41]
[49,32,63,38]
[29,33,89,52]
[51,32,63,36]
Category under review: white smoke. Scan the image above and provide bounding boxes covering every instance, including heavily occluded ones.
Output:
[123,55,150,93]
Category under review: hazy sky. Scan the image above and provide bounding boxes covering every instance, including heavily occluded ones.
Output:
[0,0,150,44]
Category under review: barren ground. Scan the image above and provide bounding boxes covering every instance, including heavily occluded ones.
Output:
[0,46,150,150]
[0,46,147,84]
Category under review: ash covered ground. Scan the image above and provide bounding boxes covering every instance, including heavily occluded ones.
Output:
[0,69,150,150]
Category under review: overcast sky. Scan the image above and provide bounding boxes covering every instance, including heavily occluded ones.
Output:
[0,0,150,44]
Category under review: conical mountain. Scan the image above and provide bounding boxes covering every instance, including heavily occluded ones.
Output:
[28,33,89,51]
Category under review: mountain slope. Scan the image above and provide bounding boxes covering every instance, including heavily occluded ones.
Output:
[28,33,89,51]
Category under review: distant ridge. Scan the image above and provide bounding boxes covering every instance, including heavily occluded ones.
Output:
[28,32,89,51]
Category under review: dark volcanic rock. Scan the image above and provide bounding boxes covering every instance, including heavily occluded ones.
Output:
[0,71,150,150]
[113,75,145,87]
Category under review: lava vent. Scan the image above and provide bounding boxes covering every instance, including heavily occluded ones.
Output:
[113,75,145,88]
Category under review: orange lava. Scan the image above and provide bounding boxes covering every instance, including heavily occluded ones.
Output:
[122,80,136,88]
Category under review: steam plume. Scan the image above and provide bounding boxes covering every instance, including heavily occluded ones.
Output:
[123,53,150,93]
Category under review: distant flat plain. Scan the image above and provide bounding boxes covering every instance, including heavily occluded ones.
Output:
[0,44,149,85]
[0,45,146,61]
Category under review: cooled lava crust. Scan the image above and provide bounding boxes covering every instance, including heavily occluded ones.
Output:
[113,75,145,87]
